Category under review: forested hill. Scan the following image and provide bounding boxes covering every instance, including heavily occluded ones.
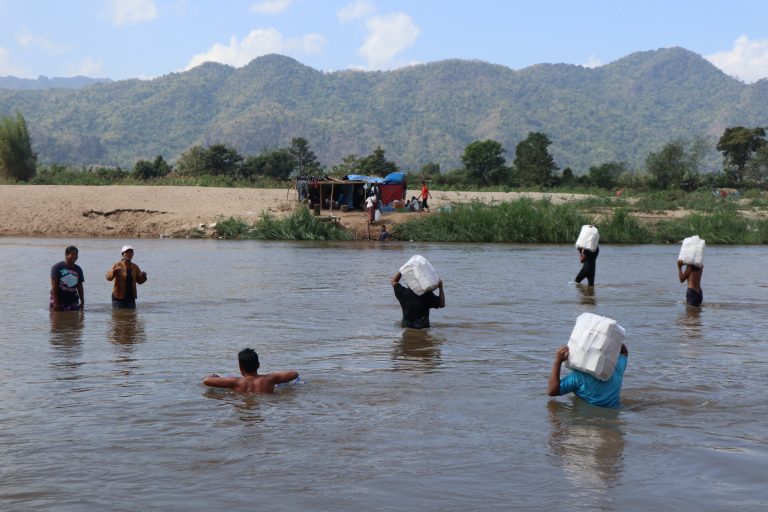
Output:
[0,75,112,90]
[2,47,767,172]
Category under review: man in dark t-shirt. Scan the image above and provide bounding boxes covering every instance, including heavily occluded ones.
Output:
[391,271,445,329]
[50,245,85,311]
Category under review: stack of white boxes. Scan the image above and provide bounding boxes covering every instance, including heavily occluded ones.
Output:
[678,235,705,266]
[399,255,440,296]
[566,312,625,381]
[576,225,599,251]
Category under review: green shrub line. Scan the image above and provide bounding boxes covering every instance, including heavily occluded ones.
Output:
[215,198,767,243]
[215,208,355,241]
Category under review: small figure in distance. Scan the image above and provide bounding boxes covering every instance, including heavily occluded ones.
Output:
[548,343,629,409]
[50,245,85,311]
[391,271,445,329]
[420,181,432,213]
[678,259,703,307]
[575,246,599,286]
[203,348,299,393]
[379,224,389,242]
[106,245,148,309]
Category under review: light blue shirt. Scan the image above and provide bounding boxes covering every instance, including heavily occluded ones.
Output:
[559,354,627,409]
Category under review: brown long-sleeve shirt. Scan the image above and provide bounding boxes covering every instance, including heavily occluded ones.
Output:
[106,260,147,300]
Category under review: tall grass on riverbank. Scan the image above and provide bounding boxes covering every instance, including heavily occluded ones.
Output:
[215,208,355,241]
[393,199,768,244]
[655,206,768,244]
[393,199,590,242]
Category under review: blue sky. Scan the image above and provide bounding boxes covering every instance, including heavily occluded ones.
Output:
[2,0,768,82]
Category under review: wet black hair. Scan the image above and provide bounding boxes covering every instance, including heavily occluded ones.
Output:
[238,348,260,373]
[65,245,79,255]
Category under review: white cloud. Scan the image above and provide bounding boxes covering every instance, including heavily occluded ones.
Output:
[0,47,27,76]
[64,57,104,77]
[337,0,376,23]
[706,35,768,83]
[358,12,419,69]
[250,0,292,15]
[16,27,70,54]
[108,0,159,26]
[584,55,603,68]
[185,28,326,69]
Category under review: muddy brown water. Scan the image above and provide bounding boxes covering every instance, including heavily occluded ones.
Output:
[1,238,766,511]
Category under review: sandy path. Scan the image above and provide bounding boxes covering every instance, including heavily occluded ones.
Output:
[0,185,593,238]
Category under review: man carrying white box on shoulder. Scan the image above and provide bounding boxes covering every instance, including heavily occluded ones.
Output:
[547,312,628,409]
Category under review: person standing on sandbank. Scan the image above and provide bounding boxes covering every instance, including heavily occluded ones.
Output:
[107,245,147,309]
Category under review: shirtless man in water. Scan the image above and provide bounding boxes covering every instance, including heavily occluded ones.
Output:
[677,259,703,307]
[203,348,298,393]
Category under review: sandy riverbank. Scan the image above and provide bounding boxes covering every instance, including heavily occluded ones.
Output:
[0,185,594,238]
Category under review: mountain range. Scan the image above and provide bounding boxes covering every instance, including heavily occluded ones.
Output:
[1,47,767,173]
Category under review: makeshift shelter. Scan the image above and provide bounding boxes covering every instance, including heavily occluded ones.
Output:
[295,173,407,212]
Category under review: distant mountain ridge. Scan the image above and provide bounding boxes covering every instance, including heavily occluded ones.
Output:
[1,47,767,173]
[0,75,112,90]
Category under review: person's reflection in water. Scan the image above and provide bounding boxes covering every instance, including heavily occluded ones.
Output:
[392,329,443,372]
[676,305,702,341]
[547,400,625,498]
[109,308,146,374]
[576,284,597,306]
[49,310,85,373]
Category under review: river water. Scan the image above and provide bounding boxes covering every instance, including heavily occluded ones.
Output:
[0,237,766,511]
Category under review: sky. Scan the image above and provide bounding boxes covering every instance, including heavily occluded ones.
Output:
[2,0,768,83]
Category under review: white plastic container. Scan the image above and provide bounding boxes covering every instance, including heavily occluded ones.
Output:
[575,225,599,251]
[678,235,705,267]
[399,255,439,296]
[565,312,625,381]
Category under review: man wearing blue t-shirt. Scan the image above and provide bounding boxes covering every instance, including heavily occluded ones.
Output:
[547,344,628,409]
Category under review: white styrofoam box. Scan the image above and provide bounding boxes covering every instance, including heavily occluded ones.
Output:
[399,255,439,296]
[565,312,625,381]
[678,235,705,267]
[575,225,599,251]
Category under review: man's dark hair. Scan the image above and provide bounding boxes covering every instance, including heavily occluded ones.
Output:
[65,245,79,255]
[238,348,260,373]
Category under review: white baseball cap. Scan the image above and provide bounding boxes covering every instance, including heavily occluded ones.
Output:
[121,245,134,253]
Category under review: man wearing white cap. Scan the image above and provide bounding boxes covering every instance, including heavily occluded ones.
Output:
[106,245,148,309]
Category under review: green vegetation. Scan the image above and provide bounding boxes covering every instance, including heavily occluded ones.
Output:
[215,208,355,241]
[392,197,768,245]
[0,112,37,181]
[393,199,589,243]
[2,48,767,175]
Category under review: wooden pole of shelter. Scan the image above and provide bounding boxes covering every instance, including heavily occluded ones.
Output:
[330,184,334,215]
[319,183,323,213]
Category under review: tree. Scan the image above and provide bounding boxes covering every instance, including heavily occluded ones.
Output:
[175,144,242,177]
[419,162,441,180]
[461,139,507,186]
[175,145,209,176]
[329,154,361,176]
[716,126,767,184]
[745,145,768,188]
[645,140,702,190]
[588,162,626,190]
[206,143,243,177]
[513,132,558,187]
[288,137,321,176]
[0,112,37,181]
[241,148,296,180]
[133,155,172,180]
[358,146,399,176]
